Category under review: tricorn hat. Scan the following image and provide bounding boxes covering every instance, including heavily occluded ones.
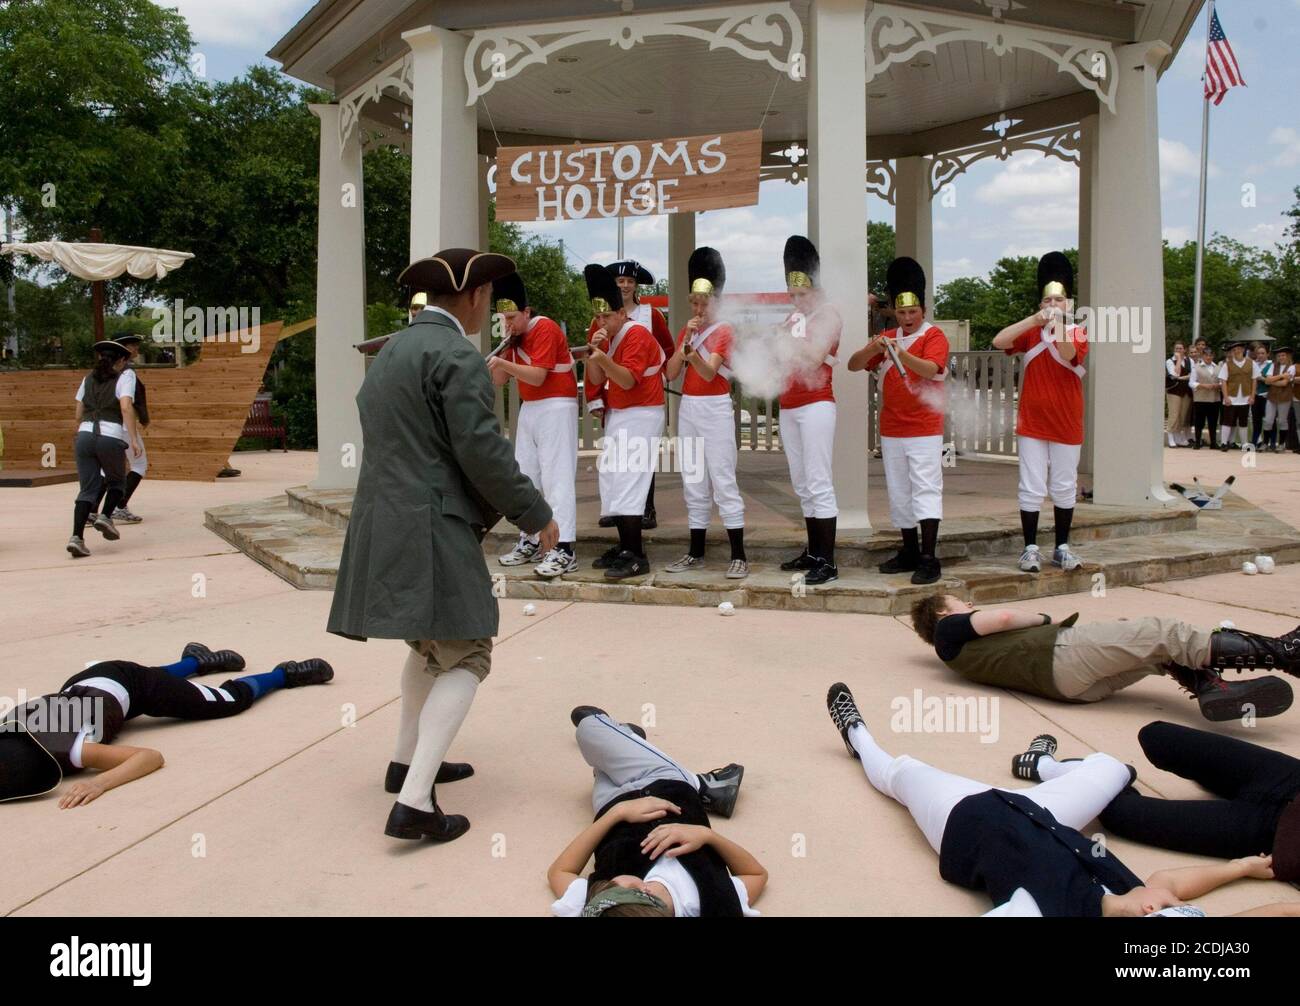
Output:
[398,249,516,298]
[688,247,726,298]
[783,235,819,290]
[886,257,927,310]
[584,264,623,315]
[92,340,131,359]
[610,260,654,285]
[113,333,143,346]
[1037,251,1074,301]
[492,272,529,314]
[0,721,63,803]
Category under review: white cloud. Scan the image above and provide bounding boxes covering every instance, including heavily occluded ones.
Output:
[1269,126,1300,167]
[1163,225,1193,244]
[156,0,304,48]
[1160,137,1220,189]
[974,152,1076,204]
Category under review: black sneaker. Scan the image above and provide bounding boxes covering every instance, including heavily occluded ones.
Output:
[780,549,818,572]
[605,551,650,580]
[1010,734,1058,782]
[592,544,623,569]
[278,658,334,688]
[826,682,864,759]
[641,507,658,530]
[182,642,246,675]
[698,763,744,818]
[570,705,608,726]
[910,556,942,585]
[804,559,838,586]
[878,548,920,574]
[597,515,616,528]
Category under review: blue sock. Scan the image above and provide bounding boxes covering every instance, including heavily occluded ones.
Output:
[160,657,200,678]
[237,667,286,700]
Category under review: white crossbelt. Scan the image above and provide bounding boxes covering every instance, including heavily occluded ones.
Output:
[1023,326,1086,379]
[688,321,732,380]
[892,325,946,382]
[514,315,574,373]
[609,319,665,377]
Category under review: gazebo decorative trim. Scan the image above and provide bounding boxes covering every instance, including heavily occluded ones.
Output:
[865,1,1118,114]
[462,2,805,105]
[338,53,413,149]
[930,121,1082,195]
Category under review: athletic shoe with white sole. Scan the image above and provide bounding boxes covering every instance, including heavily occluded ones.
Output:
[1010,733,1058,782]
[90,512,120,541]
[534,548,578,578]
[664,553,704,573]
[498,538,540,566]
[1052,544,1082,571]
[66,535,90,558]
[1018,544,1042,573]
[826,682,864,759]
[111,507,142,524]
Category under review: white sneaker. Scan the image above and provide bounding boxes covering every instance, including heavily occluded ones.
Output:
[664,554,704,573]
[112,507,142,524]
[534,548,577,578]
[1052,544,1082,571]
[1018,545,1042,573]
[498,539,540,566]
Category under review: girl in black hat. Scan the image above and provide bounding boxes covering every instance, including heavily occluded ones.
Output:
[68,340,139,557]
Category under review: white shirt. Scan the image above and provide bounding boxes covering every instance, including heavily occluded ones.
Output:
[1217,358,1262,405]
[416,305,468,340]
[75,369,137,442]
[552,860,760,918]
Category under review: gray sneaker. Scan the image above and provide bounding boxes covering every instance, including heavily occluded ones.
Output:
[725,559,750,579]
[111,507,142,524]
[1018,544,1042,573]
[1052,544,1082,571]
[90,513,120,541]
[497,538,540,566]
[66,535,90,558]
[664,554,704,573]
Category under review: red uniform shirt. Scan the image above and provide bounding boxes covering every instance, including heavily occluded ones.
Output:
[1007,325,1089,445]
[866,324,949,438]
[503,315,576,402]
[779,305,840,410]
[604,322,665,410]
[678,321,733,397]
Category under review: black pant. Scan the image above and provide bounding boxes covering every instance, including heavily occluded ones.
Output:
[1100,721,1300,860]
[1191,402,1219,446]
[74,430,127,506]
[1251,397,1268,445]
[62,661,254,739]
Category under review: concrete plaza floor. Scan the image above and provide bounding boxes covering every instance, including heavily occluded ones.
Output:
[3,446,1299,916]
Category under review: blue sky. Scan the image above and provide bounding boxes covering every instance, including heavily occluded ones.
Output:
[165,0,1300,293]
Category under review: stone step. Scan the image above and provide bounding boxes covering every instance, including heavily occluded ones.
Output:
[283,484,1199,568]
[206,493,1300,614]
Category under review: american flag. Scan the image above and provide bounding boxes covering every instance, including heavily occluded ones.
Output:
[1204,9,1245,106]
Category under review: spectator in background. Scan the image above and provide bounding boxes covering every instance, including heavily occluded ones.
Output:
[1165,341,1192,447]
[1188,343,1221,450]
[1250,343,1272,448]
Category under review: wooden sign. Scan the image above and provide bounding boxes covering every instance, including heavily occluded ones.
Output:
[495,129,762,222]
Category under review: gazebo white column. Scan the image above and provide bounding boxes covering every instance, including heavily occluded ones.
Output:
[894,155,935,310]
[404,26,479,259]
[1077,113,1098,477]
[808,0,871,528]
[308,103,367,490]
[1089,42,1176,507]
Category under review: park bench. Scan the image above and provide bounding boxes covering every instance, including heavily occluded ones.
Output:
[241,398,288,451]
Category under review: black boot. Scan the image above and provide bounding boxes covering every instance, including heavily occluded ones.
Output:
[1165,663,1294,722]
[278,658,335,687]
[1210,627,1300,676]
[697,763,744,818]
[878,528,921,574]
[385,760,474,793]
[384,796,470,843]
[182,642,246,675]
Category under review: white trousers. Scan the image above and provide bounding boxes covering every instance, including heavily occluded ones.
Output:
[781,400,837,519]
[514,398,578,542]
[598,405,664,517]
[849,724,1132,854]
[1017,435,1080,512]
[677,394,744,529]
[129,437,148,477]
[881,434,943,528]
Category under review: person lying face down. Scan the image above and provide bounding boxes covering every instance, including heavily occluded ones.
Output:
[908,593,1298,724]
[546,706,765,917]
[0,643,333,809]
[824,682,1300,917]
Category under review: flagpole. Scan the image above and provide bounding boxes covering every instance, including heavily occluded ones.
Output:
[1190,0,1215,348]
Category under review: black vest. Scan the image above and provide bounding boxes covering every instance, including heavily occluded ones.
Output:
[131,368,149,427]
[939,789,1141,917]
[591,779,744,917]
[81,373,124,430]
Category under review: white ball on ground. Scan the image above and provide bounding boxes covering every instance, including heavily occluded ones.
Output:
[1256,555,1275,574]
[1220,619,1236,630]
[522,603,537,616]
[718,601,736,616]
[1242,562,1258,576]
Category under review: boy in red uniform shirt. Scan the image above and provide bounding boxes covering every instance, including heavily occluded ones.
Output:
[487,271,580,578]
[584,264,666,579]
[663,247,747,578]
[848,257,949,585]
[775,236,843,585]
[992,252,1089,573]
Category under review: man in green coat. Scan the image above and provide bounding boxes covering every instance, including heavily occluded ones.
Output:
[328,248,558,845]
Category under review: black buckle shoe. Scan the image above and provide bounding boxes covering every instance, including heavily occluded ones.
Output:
[780,549,818,572]
[384,761,474,793]
[604,551,650,580]
[698,763,744,818]
[878,548,920,574]
[826,682,864,759]
[278,658,334,687]
[384,799,470,843]
[182,642,246,675]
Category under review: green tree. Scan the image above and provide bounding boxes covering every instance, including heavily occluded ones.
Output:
[867,220,895,297]
[488,205,590,340]
[1163,236,1267,350]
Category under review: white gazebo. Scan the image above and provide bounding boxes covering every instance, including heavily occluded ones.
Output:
[270,0,1205,525]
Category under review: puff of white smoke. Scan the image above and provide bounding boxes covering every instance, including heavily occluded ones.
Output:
[726,305,841,402]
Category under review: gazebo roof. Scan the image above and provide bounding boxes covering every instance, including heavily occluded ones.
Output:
[270,1,1203,156]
